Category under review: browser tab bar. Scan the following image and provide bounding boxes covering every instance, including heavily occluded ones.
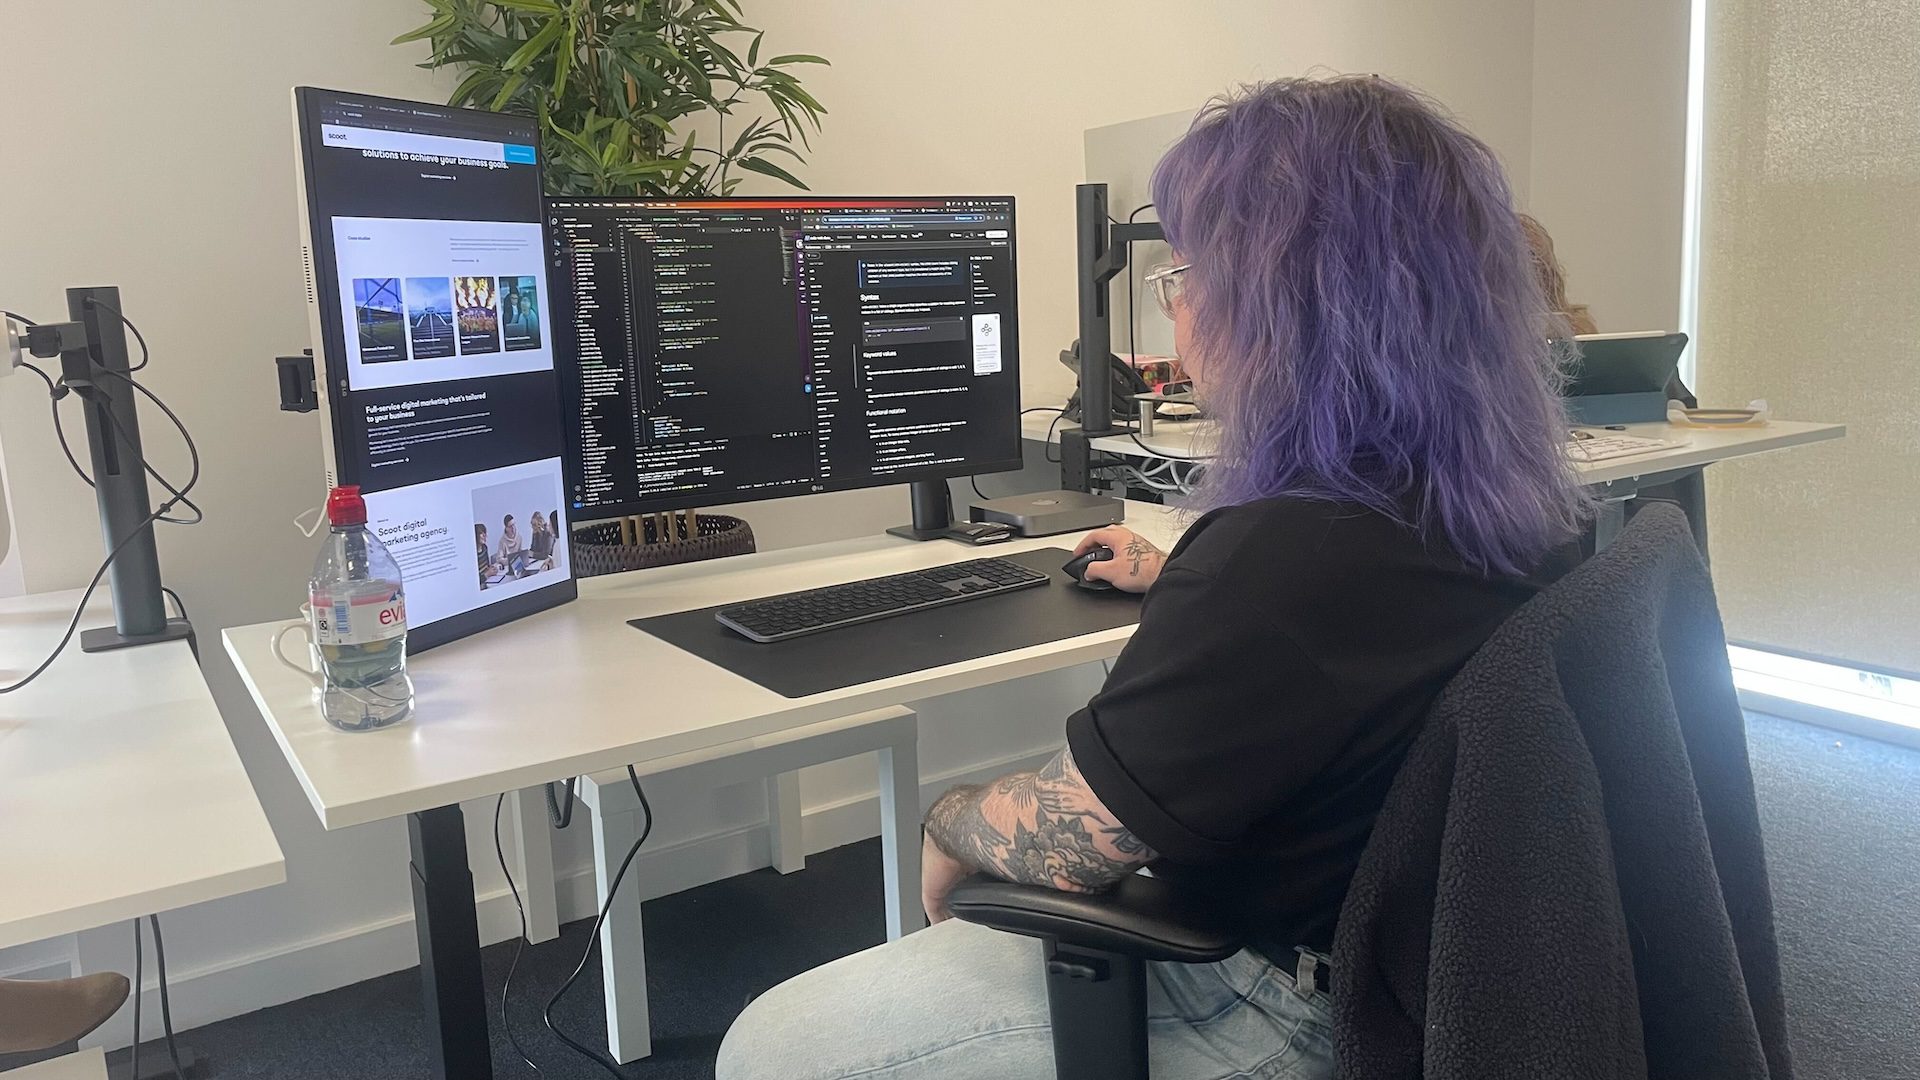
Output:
[318,123,535,165]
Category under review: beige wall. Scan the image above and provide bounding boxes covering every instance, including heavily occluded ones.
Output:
[0,0,1541,1036]
[568,0,1550,586]
[742,0,1537,409]
[1528,0,1693,334]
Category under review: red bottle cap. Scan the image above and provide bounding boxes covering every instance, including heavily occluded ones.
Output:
[326,485,368,527]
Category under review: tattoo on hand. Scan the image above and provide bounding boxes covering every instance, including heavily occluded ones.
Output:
[924,747,1157,893]
[1123,537,1158,576]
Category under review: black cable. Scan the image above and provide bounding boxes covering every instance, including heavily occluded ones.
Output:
[970,475,987,501]
[1045,411,1067,464]
[84,295,150,372]
[131,921,143,1080]
[18,362,97,489]
[494,794,545,1077]
[3,309,36,325]
[546,778,577,829]
[95,390,203,526]
[0,494,184,694]
[2,305,197,691]
[95,368,203,523]
[50,397,94,488]
[19,360,57,396]
[29,366,194,523]
[148,915,187,1080]
[1020,406,1065,415]
[544,766,653,1078]
[162,585,198,661]
[0,379,201,693]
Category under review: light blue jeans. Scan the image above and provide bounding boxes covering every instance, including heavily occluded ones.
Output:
[717,918,1336,1080]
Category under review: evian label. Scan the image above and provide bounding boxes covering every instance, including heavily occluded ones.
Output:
[311,583,407,646]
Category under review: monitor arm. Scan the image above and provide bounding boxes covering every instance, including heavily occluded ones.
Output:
[4,289,192,652]
[1066,184,1164,490]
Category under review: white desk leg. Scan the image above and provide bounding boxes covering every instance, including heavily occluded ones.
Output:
[877,741,925,939]
[508,787,559,943]
[765,772,806,874]
[589,802,651,1063]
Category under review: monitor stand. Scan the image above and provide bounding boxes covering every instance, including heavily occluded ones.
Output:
[886,479,960,542]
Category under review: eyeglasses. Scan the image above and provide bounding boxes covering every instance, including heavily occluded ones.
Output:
[1144,263,1191,318]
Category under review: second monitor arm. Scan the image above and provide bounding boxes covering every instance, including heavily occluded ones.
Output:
[1068,184,1165,490]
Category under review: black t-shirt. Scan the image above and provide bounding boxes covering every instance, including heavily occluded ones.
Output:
[1066,496,1574,961]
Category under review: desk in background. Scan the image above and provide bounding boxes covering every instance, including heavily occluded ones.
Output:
[0,591,284,951]
[1025,413,1846,485]
[1026,413,1846,546]
[0,590,283,1077]
[223,501,1187,1080]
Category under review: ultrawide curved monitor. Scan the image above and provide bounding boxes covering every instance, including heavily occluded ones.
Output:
[547,195,1023,518]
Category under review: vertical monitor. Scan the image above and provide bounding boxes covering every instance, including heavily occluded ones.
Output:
[292,88,575,651]
[547,196,1022,517]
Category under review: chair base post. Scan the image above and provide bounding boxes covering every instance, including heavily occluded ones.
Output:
[1041,940,1149,1080]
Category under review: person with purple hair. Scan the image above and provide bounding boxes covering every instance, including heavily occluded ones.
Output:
[718,75,1589,1080]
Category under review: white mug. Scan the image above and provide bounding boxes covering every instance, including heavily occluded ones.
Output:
[272,602,324,688]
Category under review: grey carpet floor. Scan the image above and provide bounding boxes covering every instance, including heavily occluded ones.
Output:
[108,713,1920,1079]
[110,837,890,1079]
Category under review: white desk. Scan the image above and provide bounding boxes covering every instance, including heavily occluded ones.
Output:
[1024,413,1847,487]
[222,501,1187,1080]
[0,1047,105,1080]
[0,591,284,952]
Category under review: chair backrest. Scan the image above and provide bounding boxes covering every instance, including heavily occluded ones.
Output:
[1332,503,1793,1080]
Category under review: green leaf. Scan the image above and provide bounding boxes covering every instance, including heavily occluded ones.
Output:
[725,116,773,157]
[737,156,807,190]
[391,14,455,46]
[448,67,495,107]
[490,70,529,110]
[747,138,803,162]
[547,116,599,155]
[502,17,564,72]
[552,16,575,100]
[404,0,828,196]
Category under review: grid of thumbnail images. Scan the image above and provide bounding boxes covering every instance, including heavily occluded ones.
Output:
[351,275,542,363]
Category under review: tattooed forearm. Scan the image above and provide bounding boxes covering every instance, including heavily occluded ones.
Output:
[924,747,1157,893]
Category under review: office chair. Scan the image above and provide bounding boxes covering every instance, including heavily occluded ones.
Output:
[950,504,1789,1080]
[946,872,1239,1080]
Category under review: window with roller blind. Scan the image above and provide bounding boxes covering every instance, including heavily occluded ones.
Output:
[1691,0,1920,727]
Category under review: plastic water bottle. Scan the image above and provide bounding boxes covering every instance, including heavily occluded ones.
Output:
[309,485,413,731]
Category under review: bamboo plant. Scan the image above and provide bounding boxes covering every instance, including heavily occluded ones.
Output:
[395,0,828,196]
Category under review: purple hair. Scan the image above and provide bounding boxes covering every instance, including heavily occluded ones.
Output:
[1153,76,1589,574]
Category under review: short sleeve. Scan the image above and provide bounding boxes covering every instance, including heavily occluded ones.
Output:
[1066,565,1348,863]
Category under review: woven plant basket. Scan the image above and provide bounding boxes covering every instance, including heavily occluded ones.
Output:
[569,514,756,577]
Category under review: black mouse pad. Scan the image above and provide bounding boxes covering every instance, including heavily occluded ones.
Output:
[629,547,1142,698]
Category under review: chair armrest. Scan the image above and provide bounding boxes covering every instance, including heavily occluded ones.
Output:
[947,873,1242,964]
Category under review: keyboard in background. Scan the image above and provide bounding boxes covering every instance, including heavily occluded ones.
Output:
[716,557,1052,643]
[1566,431,1688,463]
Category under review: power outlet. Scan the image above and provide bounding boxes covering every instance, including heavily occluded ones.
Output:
[2,312,23,376]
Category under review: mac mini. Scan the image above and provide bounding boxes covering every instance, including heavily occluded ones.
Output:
[969,489,1125,537]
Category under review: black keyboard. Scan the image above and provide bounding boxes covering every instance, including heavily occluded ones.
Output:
[715,557,1051,642]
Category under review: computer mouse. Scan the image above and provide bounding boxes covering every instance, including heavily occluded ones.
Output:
[1061,545,1116,590]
